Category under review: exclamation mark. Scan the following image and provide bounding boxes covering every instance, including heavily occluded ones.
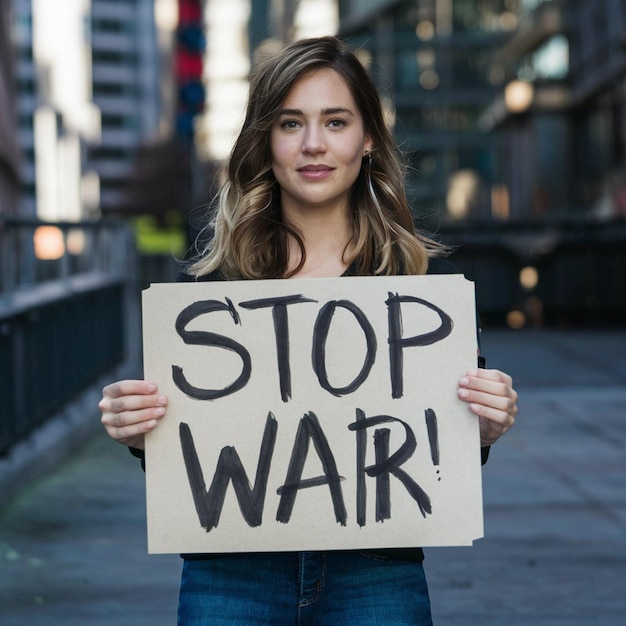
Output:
[425,408,440,481]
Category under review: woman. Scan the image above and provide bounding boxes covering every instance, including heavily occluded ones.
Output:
[100,36,517,625]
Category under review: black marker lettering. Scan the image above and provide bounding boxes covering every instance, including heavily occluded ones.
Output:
[173,299,251,400]
[276,412,347,525]
[349,409,432,522]
[425,408,441,481]
[239,295,317,402]
[312,300,377,397]
[355,407,367,527]
[374,428,391,522]
[386,293,453,399]
[179,414,278,531]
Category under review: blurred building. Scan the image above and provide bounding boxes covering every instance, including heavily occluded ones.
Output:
[0,0,20,217]
[12,0,101,219]
[482,0,626,221]
[337,0,626,226]
[476,0,626,325]
[87,0,164,213]
[10,0,167,220]
[8,0,337,224]
[338,0,520,226]
[337,0,626,325]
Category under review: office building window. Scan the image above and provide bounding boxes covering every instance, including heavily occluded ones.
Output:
[92,50,138,64]
[92,18,130,34]
[101,113,138,130]
[89,146,132,161]
[93,82,138,97]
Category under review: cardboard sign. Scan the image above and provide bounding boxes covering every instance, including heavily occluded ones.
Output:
[142,275,483,554]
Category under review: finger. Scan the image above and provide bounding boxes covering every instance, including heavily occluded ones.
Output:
[101,404,166,429]
[103,393,168,416]
[458,387,517,414]
[102,380,158,399]
[459,370,518,410]
[102,418,158,442]
[470,402,516,427]
[464,368,513,387]
[459,377,512,403]
[461,380,514,406]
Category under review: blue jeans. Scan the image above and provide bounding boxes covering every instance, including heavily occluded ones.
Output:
[178,551,432,625]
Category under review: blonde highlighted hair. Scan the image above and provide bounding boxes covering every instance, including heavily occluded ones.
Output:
[188,36,445,279]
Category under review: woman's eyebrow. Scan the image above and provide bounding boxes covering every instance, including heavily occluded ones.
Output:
[324,107,355,116]
[277,107,356,116]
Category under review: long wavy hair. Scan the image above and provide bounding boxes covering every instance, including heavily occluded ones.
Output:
[188,36,444,279]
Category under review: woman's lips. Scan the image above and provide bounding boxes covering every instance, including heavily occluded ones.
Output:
[297,165,334,180]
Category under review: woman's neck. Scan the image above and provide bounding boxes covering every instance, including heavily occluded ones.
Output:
[284,209,353,278]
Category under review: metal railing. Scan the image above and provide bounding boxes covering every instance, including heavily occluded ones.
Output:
[437,217,626,326]
[0,217,140,454]
[2,213,624,453]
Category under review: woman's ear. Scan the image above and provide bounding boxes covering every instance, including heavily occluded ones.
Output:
[363,135,373,156]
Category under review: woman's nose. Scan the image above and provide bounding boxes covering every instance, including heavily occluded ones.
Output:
[301,126,326,154]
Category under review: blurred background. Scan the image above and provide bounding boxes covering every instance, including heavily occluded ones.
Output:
[1,0,625,476]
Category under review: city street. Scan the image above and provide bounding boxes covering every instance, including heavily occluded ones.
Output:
[0,328,625,625]
[2,1,626,624]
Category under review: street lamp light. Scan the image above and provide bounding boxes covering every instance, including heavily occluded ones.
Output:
[504,80,534,113]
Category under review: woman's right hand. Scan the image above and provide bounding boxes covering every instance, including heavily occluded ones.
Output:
[99,380,168,450]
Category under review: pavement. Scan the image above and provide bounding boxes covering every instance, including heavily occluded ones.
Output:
[0,327,625,625]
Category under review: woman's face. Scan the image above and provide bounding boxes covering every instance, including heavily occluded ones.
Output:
[270,68,372,221]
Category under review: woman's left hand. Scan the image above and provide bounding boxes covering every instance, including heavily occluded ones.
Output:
[458,368,518,447]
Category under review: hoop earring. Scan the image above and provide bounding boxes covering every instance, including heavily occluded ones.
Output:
[364,153,381,211]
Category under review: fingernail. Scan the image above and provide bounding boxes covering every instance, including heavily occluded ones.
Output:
[146,383,157,392]
[154,407,165,417]
[157,396,168,405]
[459,377,469,386]
[458,388,469,398]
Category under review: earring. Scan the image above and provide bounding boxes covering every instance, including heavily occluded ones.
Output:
[365,153,381,210]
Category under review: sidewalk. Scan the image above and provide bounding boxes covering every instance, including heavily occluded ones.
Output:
[427,328,626,625]
[1,328,625,625]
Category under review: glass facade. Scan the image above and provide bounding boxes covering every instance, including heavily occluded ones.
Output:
[341,0,516,226]
[340,0,626,223]
[498,0,626,220]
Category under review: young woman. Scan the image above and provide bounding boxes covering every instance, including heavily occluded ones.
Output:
[100,36,517,625]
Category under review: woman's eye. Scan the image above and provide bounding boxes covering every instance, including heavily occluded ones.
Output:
[328,119,346,128]
[280,119,300,129]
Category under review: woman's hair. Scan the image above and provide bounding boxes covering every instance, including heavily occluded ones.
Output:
[188,35,444,279]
